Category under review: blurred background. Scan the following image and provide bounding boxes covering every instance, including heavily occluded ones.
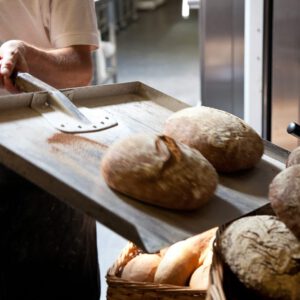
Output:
[93,0,300,152]
[93,0,199,105]
[93,1,300,298]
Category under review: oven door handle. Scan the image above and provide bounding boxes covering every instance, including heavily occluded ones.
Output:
[287,122,300,138]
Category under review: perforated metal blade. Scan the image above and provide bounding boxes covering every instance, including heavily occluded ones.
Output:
[14,72,118,133]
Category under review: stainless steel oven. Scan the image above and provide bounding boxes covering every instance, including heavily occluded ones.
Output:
[199,0,300,151]
[269,0,300,150]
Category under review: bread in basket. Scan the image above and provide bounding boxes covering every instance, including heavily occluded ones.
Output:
[106,228,217,300]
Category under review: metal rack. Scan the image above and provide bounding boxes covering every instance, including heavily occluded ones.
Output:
[114,0,138,30]
[94,0,118,84]
[136,0,166,10]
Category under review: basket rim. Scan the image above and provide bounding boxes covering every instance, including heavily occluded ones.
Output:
[106,241,208,295]
[106,272,207,293]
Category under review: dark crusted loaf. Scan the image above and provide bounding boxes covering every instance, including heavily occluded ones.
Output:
[101,134,218,210]
[269,165,300,239]
[220,215,300,300]
[163,106,264,173]
[286,146,300,167]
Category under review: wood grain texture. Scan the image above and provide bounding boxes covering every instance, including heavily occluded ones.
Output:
[0,82,288,252]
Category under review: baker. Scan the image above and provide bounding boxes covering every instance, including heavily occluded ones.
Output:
[0,1,100,299]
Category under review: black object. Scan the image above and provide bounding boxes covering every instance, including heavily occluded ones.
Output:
[0,164,100,300]
[287,122,300,138]
[262,0,274,141]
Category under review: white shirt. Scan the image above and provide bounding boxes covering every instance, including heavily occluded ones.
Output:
[0,0,100,94]
[0,0,99,49]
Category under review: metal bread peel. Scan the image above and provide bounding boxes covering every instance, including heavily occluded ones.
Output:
[13,72,118,133]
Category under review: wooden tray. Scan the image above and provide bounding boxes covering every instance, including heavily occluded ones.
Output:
[0,82,289,252]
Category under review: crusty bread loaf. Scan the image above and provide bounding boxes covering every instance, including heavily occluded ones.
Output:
[220,215,300,299]
[269,165,300,239]
[159,246,169,257]
[185,227,216,266]
[189,240,213,290]
[163,106,264,173]
[154,240,200,286]
[121,253,161,282]
[189,264,210,290]
[101,134,218,210]
[198,238,214,267]
[286,146,300,167]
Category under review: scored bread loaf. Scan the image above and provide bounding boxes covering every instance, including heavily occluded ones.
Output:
[189,237,213,290]
[189,263,210,290]
[121,253,161,282]
[163,106,264,173]
[154,240,200,286]
[269,165,300,239]
[185,227,216,265]
[101,134,218,210]
[154,228,215,287]
[220,215,300,299]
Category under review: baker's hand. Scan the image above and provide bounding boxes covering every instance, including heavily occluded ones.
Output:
[0,40,29,93]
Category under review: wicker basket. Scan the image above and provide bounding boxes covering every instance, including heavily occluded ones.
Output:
[106,242,207,300]
[206,204,275,300]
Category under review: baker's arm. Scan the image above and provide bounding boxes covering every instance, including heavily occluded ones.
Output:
[0,40,93,93]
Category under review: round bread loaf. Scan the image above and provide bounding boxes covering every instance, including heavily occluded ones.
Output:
[189,238,213,289]
[286,146,300,167]
[220,215,300,299]
[185,227,216,265]
[163,106,264,173]
[269,165,300,239]
[101,134,218,210]
[154,240,200,286]
[121,253,161,282]
[189,263,210,290]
